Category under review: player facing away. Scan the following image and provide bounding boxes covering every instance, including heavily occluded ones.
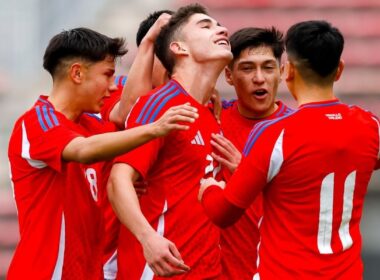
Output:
[7,27,198,280]
[199,20,380,279]
[210,27,292,279]
[107,3,232,279]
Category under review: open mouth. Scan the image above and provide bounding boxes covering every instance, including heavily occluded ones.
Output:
[215,38,229,46]
[253,89,268,96]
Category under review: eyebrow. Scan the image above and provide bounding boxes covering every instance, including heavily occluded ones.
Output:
[196,18,220,26]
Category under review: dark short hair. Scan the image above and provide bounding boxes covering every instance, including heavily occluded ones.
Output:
[43,27,128,78]
[285,20,344,84]
[136,10,174,47]
[155,3,208,75]
[229,27,284,67]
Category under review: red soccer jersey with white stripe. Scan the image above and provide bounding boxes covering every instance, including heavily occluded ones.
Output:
[219,100,292,279]
[8,96,115,279]
[115,79,223,280]
[223,99,379,279]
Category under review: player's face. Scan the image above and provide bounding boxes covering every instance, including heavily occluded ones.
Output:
[80,56,115,113]
[226,46,282,118]
[152,55,169,88]
[179,13,232,64]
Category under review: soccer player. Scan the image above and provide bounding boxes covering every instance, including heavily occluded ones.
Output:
[7,27,198,279]
[107,3,232,279]
[199,20,380,279]
[210,27,292,279]
[101,11,173,280]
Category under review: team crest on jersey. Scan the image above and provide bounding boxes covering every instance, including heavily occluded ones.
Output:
[325,113,342,120]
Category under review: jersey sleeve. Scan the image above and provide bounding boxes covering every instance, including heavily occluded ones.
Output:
[224,123,285,209]
[22,108,81,172]
[114,96,164,179]
[372,115,380,169]
[101,87,122,122]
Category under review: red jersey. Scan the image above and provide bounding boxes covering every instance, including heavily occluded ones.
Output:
[100,75,126,280]
[219,100,292,279]
[8,96,115,279]
[115,79,223,279]
[221,100,379,279]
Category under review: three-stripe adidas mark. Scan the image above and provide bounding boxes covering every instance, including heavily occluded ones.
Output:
[191,130,204,146]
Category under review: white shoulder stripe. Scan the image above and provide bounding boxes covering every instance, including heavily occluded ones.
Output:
[267,129,285,182]
[21,121,47,168]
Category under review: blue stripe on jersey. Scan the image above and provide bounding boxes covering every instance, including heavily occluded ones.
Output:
[42,106,54,129]
[121,76,127,86]
[136,81,175,124]
[114,75,121,86]
[84,113,103,122]
[243,111,298,156]
[147,89,182,124]
[222,99,235,109]
[300,101,341,109]
[49,108,59,126]
[275,103,285,117]
[35,106,48,132]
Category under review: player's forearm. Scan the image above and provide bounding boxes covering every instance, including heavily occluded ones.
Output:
[116,39,155,124]
[62,123,156,163]
[107,165,156,242]
[201,185,245,228]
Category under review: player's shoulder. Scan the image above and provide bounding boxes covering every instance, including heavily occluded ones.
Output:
[243,110,298,156]
[133,80,189,125]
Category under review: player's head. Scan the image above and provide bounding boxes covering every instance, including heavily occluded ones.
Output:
[43,27,127,113]
[136,10,174,47]
[136,10,174,87]
[44,27,127,80]
[155,3,232,75]
[225,27,284,118]
[284,20,344,90]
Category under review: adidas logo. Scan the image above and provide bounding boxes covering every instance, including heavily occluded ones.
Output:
[191,130,205,146]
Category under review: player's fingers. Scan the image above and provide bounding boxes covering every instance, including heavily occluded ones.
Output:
[210,140,231,159]
[211,152,233,170]
[157,259,187,277]
[168,243,190,271]
[212,133,235,152]
[169,124,190,131]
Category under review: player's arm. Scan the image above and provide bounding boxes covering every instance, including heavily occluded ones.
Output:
[107,163,190,277]
[62,103,198,164]
[210,133,242,174]
[109,13,171,127]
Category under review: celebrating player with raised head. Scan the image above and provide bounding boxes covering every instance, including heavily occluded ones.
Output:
[107,3,232,279]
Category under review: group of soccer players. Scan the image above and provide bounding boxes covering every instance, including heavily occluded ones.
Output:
[7,3,380,280]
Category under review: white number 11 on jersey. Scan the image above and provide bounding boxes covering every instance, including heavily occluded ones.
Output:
[317,171,356,254]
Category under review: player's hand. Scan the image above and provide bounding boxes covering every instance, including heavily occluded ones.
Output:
[210,88,222,124]
[210,133,242,173]
[143,13,172,44]
[198,177,226,202]
[151,103,198,137]
[134,181,147,197]
[141,231,190,277]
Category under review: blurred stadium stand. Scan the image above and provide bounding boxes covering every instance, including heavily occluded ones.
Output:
[0,0,379,279]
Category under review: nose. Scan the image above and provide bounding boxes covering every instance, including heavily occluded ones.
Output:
[253,68,265,84]
[216,25,228,38]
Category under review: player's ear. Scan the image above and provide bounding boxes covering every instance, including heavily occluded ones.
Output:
[69,63,84,84]
[285,60,295,82]
[334,59,345,81]
[170,41,188,56]
[225,66,234,85]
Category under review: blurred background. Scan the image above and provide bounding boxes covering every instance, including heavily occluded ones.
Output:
[0,0,379,278]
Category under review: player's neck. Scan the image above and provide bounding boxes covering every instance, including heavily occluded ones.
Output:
[48,84,83,121]
[172,63,223,105]
[294,84,336,106]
